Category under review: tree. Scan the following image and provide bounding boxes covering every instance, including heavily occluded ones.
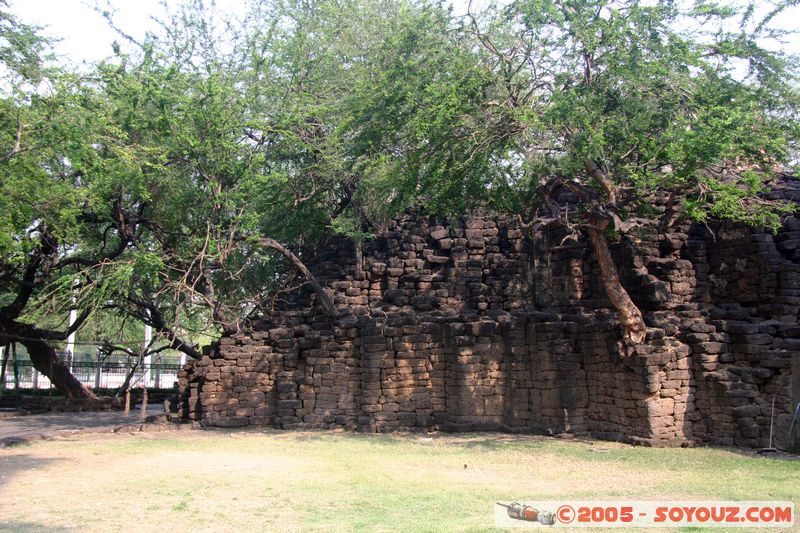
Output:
[99,0,800,352]
[0,3,197,400]
[83,0,392,354]
[331,0,515,218]
[346,0,799,345]
[0,0,388,399]
[93,0,477,344]
[0,6,119,400]
[487,0,797,343]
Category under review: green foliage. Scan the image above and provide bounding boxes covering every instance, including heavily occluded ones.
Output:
[336,1,520,216]
[2,0,798,355]
[689,171,796,231]
[505,0,797,222]
[0,8,50,87]
[327,0,795,232]
[331,210,373,243]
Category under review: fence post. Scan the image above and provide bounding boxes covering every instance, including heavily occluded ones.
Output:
[142,322,152,387]
[32,368,39,389]
[154,356,161,389]
[94,353,102,389]
[12,343,21,405]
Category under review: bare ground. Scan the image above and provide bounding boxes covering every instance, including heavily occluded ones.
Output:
[0,429,797,532]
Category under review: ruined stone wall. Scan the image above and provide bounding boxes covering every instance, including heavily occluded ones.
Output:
[180,208,800,449]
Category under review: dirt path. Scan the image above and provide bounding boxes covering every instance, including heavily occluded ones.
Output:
[0,407,168,443]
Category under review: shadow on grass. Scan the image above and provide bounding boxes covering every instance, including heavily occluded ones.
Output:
[692,443,800,462]
[210,428,598,453]
[442,434,800,466]
[198,426,800,465]
[226,427,410,446]
[442,434,555,448]
[0,411,142,440]
[0,522,75,533]
[0,453,64,489]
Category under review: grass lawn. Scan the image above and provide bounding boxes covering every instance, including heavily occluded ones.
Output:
[0,429,797,532]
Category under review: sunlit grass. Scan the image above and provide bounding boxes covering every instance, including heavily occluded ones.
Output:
[0,430,797,532]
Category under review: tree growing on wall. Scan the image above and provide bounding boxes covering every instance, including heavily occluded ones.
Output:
[343,0,799,345]
[483,0,798,343]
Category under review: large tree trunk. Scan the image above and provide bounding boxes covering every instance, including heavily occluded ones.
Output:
[587,218,647,345]
[20,338,99,401]
[540,171,647,347]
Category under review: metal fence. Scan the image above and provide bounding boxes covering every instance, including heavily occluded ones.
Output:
[1,357,182,390]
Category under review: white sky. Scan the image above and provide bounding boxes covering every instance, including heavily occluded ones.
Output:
[7,0,800,66]
[9,0,157,65]
[7,0,480,66]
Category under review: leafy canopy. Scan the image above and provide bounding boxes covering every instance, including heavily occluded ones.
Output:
[345,0,799,229]
[2,0,798,355]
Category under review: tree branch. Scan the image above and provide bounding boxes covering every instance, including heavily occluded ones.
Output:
[0,228,57,321]
[0,115,23,162]
[584,159,617,204]
[257,237,337,317]
[125,297,203,359]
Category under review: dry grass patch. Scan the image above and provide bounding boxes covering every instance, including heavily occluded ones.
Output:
[0,430,797,532]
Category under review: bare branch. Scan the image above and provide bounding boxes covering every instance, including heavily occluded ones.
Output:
[257,237,337,317]
[584,159,617,205]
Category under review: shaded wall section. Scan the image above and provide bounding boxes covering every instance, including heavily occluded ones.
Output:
[181,209,800,448]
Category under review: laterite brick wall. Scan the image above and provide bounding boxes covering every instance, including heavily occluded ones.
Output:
[181,205,800,449]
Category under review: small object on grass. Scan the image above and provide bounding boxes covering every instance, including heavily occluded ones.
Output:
[758,394,778,455]
[588,447,610,453]
[464,464,467,469]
